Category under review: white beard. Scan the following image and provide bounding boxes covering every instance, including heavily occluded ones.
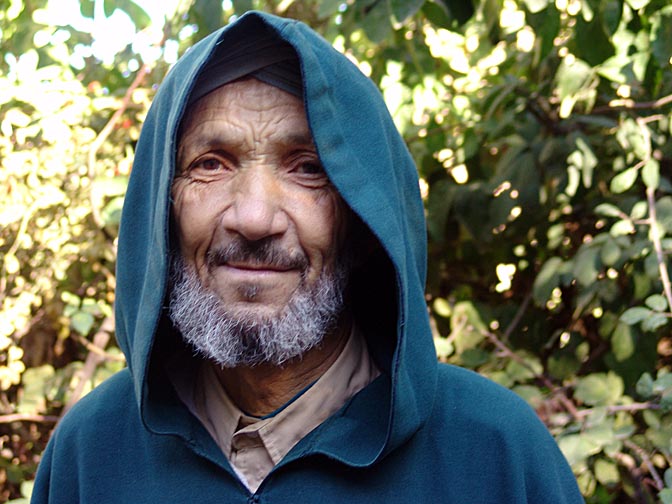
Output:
[168,255,348,367]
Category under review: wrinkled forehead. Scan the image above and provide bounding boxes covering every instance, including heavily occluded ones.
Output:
[187,30,303,106]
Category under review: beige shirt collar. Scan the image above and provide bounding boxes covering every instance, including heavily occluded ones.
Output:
[192,327,380,493]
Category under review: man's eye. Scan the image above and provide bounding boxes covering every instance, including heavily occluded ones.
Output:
[195,158,224,171]
[297,162,325,175]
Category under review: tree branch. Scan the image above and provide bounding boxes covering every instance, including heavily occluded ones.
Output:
[87,64,150,230]
[0,413,59,424]
[73,333,125,362]
[62,315,115,416]
[482,329,581,420]
[592,93,672,114]
[624,439,664,492]
[646,186,672,311]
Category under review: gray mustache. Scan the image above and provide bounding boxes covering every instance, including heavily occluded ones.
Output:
[206,238,309,271]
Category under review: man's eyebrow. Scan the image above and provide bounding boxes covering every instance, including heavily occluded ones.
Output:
[280,132,316,148]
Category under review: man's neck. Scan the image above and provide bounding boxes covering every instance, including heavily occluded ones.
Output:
[214,321,351,417]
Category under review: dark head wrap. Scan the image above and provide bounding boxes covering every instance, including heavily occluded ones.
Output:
[187,30,303,105]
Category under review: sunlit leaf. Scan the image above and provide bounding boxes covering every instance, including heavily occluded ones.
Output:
[610,167,638,194]
[642,159,660,190]
[71,312,95,337]
[625,0,650,10]
[595,203,622,218]
[594,459,619,486]
[522,0,550,14]
[575,372,624,406]
[558,433,602,466]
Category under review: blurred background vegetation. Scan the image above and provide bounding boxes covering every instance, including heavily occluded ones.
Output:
[1,0,672,501]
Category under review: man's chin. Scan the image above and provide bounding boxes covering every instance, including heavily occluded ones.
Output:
[225,302,285,325]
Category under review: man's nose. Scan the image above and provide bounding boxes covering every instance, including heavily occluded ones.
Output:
[221,167,289,241]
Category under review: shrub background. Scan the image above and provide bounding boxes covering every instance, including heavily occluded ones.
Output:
[1,0,671,502]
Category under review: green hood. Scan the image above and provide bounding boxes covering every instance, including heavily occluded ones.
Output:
[115,11,437,464]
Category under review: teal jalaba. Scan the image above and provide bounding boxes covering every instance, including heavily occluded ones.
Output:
[33,11,584,503]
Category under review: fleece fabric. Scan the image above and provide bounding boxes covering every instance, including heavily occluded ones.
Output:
[32,11,584,504]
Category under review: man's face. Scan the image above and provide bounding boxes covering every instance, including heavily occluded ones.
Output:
[172,78,347,323]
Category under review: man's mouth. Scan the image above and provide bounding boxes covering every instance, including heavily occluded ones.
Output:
[223,261,294,273]
[206,238,309,273]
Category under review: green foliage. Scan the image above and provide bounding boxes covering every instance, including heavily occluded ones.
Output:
[2,0,672,501]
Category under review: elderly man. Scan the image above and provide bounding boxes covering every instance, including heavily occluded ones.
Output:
[33,11,582,503]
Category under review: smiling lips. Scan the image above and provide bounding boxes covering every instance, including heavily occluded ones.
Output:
[223,261,296,274]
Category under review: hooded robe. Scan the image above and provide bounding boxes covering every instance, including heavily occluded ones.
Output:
[32,11,583,503]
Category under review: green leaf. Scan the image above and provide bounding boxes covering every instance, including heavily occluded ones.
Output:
[532,257,563,305]
[526,5,560,59]
[654,373,672,393]
[651,8,672,68]
[609,219,635,236]
[103,0,116,17]
[426,179,456,242]
[573,12,614,66]
[390,0,425,23]
[656,197,672,233]
[422,1,454,27]
[117,0,152,30]
[594,459,619,486]
[556,57,593,99]
[597,55,635,84]
[17,365,55,415]
[575,372,624,406]
[450,301,487,354]
[643,409,660,428]
[599,0,622,35]
[660,489,672,504]
[600,237,621,266]
[625,0,650,9]
[80,0,94,17]
[620,306,652,324]
[451,301,487,333]
[196,0,226,34]
[567,135,598,189]
[665,467,672,489]
[505,353,542,382]
[558,433,602,466]
[317,0,343,19]
[642,159,660,189]
[572,246,600,287]
[610,167,638,194]
[460,348,490,368]
[101,196,124,226]
[594,203,622,218]
[512,385,544,407]
[611,322,635,362]
[443,0,476,25]
[630,201,648,220]
[636,372,654,398]
[361,0,392,43]
[433,297,452,318]
[522,0,550,14]
[642,312,668,332]
[71,311,95,336]
[645,294,668,312]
